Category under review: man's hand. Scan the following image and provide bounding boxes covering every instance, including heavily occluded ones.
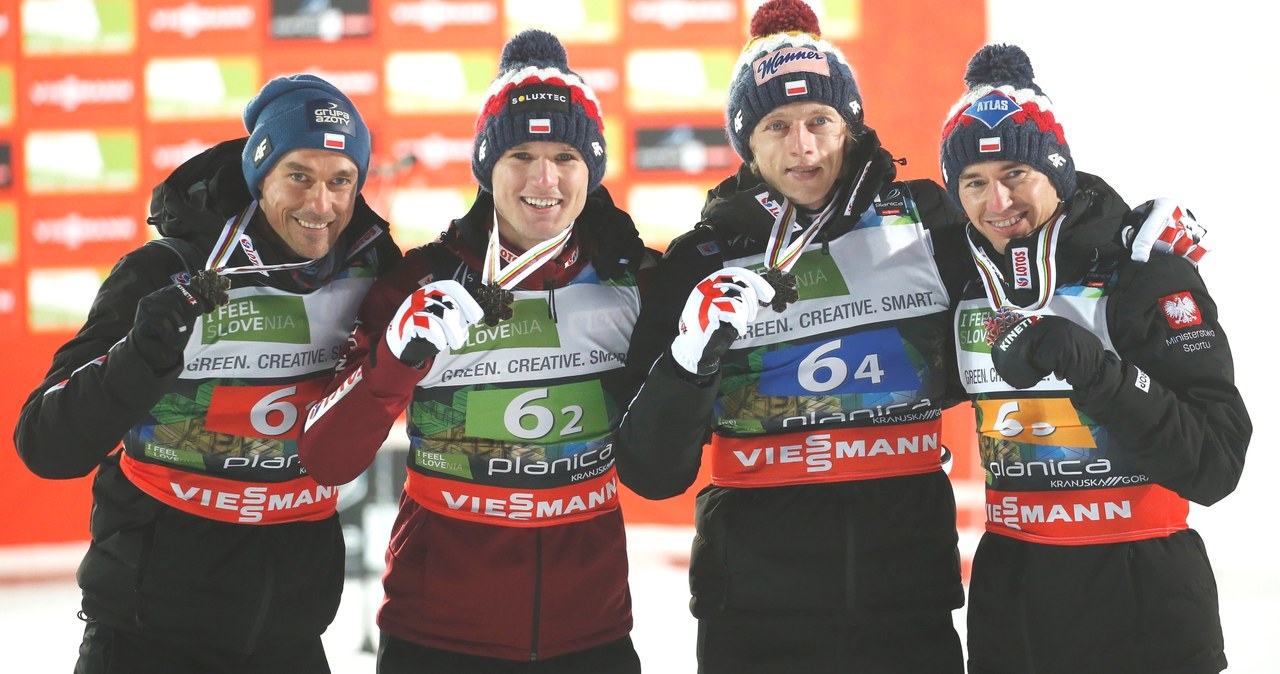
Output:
[670,267,775,376]
[385,280,484,368]
[1124,198,1207,265]
[986,311,1106,390]
[133,270,231,372]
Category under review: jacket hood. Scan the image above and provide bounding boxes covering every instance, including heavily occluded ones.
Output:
[148,137,254,244]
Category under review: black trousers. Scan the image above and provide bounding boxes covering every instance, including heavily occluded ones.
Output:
[74,619,330,674]
[966,532,1227,674]
[377,633,642,674]
[696,608,963,674]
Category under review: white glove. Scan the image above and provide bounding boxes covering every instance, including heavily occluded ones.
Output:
[1124,198,1208,265]
[670,267,775,375]
[385,280,484,367]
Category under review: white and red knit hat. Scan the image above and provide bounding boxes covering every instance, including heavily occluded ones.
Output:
[472,30,606,193]
[939,44,1076,202]
[725,0,864,163]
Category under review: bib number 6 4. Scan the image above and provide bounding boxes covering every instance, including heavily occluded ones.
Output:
[759,329,920,396]
[798,340,884,393]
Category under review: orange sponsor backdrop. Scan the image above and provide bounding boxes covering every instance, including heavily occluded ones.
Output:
[0,0,984,546]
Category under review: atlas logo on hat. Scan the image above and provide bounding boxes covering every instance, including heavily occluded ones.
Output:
[940,44,1076,202]
[962,91,1021,129]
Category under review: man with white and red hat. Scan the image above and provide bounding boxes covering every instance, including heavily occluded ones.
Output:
[300,29,651,673]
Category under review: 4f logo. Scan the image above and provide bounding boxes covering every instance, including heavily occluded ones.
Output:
[252,136,272,167]
[1047,152,1066,168]
[478,139,486,163]
[734,109,744,133]
[592,142,603,157]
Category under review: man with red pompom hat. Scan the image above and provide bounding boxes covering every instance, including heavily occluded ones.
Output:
[614,0,972,670]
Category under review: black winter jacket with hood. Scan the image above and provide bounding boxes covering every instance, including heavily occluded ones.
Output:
[14,137,401,653]
[958,173,1250,674]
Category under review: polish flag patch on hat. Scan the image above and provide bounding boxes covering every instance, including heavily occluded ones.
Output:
[784,79,808,96]
[1160,291,1202,329]
[529,118,551,133]
[324,133,346,150]
[979,136,1001,153]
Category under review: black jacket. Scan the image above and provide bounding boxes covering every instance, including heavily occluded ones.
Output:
[13,138,401,653]
[959,173,1250,674]
[615,133,970,619]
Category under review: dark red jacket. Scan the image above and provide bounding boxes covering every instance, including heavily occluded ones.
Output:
[299,188,647,660]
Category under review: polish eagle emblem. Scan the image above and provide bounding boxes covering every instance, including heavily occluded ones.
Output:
[1162,293,1200,326]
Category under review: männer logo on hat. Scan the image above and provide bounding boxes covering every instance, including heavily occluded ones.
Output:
[753,47,829,85]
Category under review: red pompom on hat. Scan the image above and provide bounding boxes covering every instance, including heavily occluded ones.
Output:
[750,0,820,37]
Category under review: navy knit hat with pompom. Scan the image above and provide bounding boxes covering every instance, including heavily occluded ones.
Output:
[939,44,1076,202]
[725,0,863,164]
[241,73,370,200]
[472,30,607,194]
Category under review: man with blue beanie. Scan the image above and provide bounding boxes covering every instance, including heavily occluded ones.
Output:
[15,73,400,673]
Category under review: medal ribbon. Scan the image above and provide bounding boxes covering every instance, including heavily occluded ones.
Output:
[966,212,1065,311]
[206,203,321,276]
[763,160,871,274]
[481,210,575,289]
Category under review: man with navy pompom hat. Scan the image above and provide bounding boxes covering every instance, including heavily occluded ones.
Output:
[942,43,1247,674]
[299,29,651,673]
[15,73,400,673]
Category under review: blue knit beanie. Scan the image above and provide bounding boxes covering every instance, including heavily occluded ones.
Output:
[472,30,607,194]
[726,0,864,164]
[241,74,371,199]
[939,44,1076,202]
